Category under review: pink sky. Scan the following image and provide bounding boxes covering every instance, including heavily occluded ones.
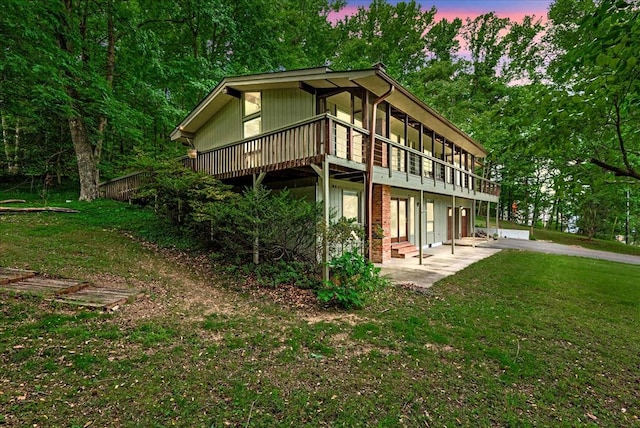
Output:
[330,0,553,23]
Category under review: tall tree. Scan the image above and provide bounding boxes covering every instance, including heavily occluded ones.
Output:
[46,1,116,200]
[462,12,510,91]
[547,0,640,181]
[332,0,435,79]
[502,15,545,83]
[424,17,463,64]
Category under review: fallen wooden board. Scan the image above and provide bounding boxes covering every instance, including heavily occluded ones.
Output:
[0,268,142,309]
[0,206,79,213]
[50,287,142,309]
[0,277,89,296]
[0,268,37,285]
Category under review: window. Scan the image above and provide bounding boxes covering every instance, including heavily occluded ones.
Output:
[426,201,434,233]
[324,91,363,162]
[375,103,388,137]
[389,109,406,172]
[244,92,261,116]
[243,92,261,138]
[409,197,415,237]
[342,190,360,221]
[243,117,261,138]
[353,95,363,128]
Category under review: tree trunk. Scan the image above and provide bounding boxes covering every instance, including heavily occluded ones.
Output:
[549,196,558,230]
[522,178,530,226]
[531,187,541,227]
[69,117,99,201]
[56,150,63,184]
[2,113,9,169]
[55,0,120,202]
[13,119,20,174]
[94,0,116,165]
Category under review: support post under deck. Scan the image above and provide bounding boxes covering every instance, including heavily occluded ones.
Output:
[252,172,266,265]
[451,193,456,255]
[419,189,424,264]
[311,163,330,284]
[322,162,330,282]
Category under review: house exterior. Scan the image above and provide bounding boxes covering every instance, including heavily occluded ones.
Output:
[106,65,499,265]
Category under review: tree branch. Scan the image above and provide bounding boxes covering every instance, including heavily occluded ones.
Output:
[613,96,637,177]
[137,17,193,30]
[590,158,640,181]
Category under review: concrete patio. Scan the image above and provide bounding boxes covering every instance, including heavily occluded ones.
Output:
[376,239,501,288]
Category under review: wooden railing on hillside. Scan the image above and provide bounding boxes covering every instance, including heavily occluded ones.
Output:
[99,171,148,201]
[100,114,500,201]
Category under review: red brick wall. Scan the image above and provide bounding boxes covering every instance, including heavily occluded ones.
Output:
[371,184,391,263]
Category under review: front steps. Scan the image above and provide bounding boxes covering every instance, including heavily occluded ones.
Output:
[391,242,420,259]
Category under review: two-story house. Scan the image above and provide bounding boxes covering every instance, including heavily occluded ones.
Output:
[102,65,499,267]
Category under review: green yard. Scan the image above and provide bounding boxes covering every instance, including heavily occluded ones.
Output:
[1,197,639,426]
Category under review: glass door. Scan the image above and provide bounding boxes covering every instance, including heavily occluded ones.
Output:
[391,198,408,243]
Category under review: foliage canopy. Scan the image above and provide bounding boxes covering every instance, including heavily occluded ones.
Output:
[1,0,638,240]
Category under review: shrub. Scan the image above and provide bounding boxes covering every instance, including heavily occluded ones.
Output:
[247,260,320,289]
[201,185,322,265]
[135,160,235,233]
[316,251,387,309]
[324,216,365,259]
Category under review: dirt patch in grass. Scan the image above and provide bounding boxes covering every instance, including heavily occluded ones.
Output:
[303,311,366,325]
[81,243,333,331]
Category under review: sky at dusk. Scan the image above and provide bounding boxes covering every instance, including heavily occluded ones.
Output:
[331,0,554,23]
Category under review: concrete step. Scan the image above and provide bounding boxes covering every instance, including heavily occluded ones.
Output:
[391,241,412,250]
[393,249,420,259]
[391,242,420,259]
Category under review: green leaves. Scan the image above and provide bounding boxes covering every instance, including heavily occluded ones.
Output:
[462,12,511,83]
[316,251,387,309]
[547,0,640,182]
[332,0,436,79]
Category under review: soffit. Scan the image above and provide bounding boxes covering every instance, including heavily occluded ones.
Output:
[171,68,487,158]
[171,69,374,139]
[350,74,486,158]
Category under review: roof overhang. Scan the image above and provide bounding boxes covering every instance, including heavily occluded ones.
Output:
[170,66,487,157]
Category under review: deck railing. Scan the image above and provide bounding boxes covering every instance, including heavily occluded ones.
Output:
[100,113,499,200]
[190,115,328,179]
[372,135,500,196]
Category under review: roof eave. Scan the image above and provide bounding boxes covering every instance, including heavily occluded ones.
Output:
[371,69,487,156]
[170,128,195,142]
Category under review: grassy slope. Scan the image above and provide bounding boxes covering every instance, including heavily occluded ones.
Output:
[1,195,639,426]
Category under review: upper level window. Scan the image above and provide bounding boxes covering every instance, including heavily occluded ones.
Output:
[244,92,261,116]
[243,92,261,138]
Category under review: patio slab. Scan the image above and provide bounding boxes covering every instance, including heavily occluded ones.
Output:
[377,244,501,288]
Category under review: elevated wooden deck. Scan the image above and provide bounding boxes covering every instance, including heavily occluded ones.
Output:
[100,114,500,202]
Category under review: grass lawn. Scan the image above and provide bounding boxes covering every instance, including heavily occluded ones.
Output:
[1,194,639,426]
